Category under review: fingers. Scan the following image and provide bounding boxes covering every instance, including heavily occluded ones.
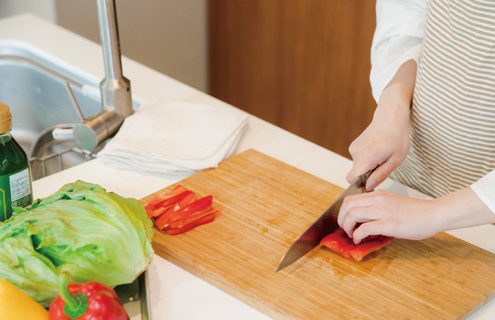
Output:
[347,130,407,188]
[365,158,397,191]
[348,153,403,191]
[338,192,379,235]
[346,140,375,184]
[346,162,371,185]
[339,205,391,245]
[340,206,376,240]
[352,221,389,244]
[338,191,393,243]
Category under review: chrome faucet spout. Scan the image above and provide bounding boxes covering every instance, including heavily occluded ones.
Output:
[97,0,123,80]
[96,0,133,118]
[73,0,133,151]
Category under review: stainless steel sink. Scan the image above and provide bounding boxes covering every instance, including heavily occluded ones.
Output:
[0,41,140,180]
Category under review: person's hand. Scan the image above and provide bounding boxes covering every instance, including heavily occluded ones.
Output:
[338,187,495,244]
[347,60,417,191]
[338,190,438,244]
[346,102,410,191]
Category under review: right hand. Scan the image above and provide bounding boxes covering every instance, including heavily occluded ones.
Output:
[346,100,410,191]
[346,60,417,190]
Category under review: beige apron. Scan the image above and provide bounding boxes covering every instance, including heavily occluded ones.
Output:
[392,0,495,198]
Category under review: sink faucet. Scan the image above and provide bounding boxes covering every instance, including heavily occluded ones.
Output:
[73,0,133,151]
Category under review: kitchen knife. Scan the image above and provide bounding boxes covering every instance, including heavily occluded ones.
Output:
[276,171,372,272]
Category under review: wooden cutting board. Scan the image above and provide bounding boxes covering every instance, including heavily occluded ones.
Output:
[143,149,495,319]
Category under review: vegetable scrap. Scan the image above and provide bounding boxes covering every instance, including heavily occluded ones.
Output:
[143,185,221,235]
[320,227,392,261]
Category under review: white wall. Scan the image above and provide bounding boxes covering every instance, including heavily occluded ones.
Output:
[55,0,208,93]
[0,0,208,93]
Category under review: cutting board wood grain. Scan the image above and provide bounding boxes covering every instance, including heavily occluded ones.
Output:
[143,149,495,319]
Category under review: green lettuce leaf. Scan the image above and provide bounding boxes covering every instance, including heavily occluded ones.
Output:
[0,180,154,307]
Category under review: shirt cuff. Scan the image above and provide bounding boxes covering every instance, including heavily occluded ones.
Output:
[471,170,495,215]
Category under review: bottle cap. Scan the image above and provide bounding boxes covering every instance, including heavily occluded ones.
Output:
[0,103,12,134]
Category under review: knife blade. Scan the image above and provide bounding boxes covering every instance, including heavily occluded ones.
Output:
[275,171,372,272]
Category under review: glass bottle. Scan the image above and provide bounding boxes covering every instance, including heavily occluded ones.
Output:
[0,103,32,221]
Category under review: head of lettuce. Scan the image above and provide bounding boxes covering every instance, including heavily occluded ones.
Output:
[0,180,154,307]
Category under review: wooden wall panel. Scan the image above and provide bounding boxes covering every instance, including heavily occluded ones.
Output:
[208,0,377,158]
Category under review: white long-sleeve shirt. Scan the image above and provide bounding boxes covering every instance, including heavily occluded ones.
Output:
[370,0,426,103]
[370,0,495,214]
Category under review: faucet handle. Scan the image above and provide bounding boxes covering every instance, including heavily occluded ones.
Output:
[64,81,85,122]
[73,109,124,151]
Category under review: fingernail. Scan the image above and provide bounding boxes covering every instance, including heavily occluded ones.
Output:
[366,178,376,192]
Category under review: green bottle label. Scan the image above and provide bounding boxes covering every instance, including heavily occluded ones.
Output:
[0,167,32,221]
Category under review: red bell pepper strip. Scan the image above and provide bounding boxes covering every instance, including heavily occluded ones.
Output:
[166,191,198,216]
[167,213,216,236]
[169,208,220,229]
[145,185,221,235]
[155,195,213,230]
[349,235,392,261]
[169,196,213,221]
[143,185,188,211]
[146,204,174,218]
[49,272,129,320]
[320,227,355,259]
[153,192,198,229]
[146,190,195,218]
[320,227,392,261]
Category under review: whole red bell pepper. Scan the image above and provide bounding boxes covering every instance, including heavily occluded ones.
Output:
[49,272,129,320]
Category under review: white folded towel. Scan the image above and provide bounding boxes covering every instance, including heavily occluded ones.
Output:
[98,100,249,175]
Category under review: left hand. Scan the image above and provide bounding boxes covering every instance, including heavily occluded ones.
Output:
[338,187,495,244]
[337,190,439,244]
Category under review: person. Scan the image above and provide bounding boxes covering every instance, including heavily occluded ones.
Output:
[337,0,495,244]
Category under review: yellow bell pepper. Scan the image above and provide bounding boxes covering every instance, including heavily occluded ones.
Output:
[0,279,49,320]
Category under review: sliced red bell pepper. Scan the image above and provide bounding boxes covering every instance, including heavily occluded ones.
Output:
[154,193,199,229]
[156,195,213,230]
[144,185,187,209]
[168,191,198,215]
[320,227,392,261]
[159,192,198,229]
[146,190,195,218]
[146,185,221,235]
[167,213,216,236]
[171,196,213,220]
[146,204,173,218]
[169,209,221,229]
[349,234,392,261]
[154,210,173,230]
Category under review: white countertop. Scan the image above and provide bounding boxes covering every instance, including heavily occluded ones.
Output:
[3,13,495,320]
